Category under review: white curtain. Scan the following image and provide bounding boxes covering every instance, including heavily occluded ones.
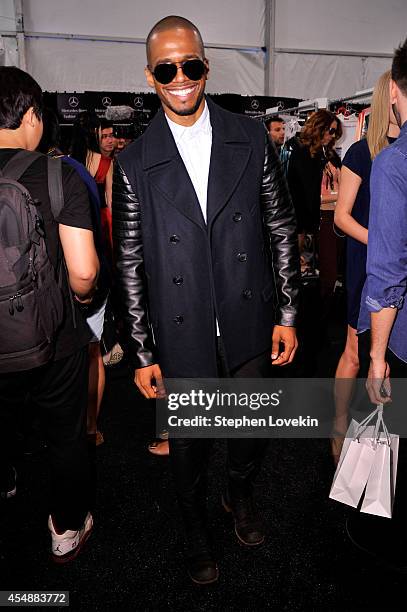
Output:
[25,38,265,94]
[23,0,265,94]
[274,53,391,100]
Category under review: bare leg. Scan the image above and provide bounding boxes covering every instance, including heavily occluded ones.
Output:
[87,342,105,437]
[332,325,359,464]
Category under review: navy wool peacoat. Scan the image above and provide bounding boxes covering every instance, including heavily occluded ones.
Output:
[112,97,299,378]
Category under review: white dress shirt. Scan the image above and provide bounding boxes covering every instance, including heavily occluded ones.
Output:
[165,101,212,222]
[166,102,220,334]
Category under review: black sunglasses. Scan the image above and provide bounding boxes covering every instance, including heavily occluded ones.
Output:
[328,127,337,136]
[150,59,206,85]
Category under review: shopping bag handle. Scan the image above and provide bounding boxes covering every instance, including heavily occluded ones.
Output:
[354,404,391,446]
[373,407,391,447]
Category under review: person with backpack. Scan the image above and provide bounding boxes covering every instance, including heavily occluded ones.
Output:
[38,108,111,447]
[0,67,99,563]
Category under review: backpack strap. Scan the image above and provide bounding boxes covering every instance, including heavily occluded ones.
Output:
[46,155,77,329]
[0,150,43,181]
[47,156,64,219]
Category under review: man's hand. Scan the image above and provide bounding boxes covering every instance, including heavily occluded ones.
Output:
[271,325,298,366]
[366,358,391,405]
[135,363,165,399]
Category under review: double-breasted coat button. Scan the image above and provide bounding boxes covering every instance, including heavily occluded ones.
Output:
[233,212,242,222]
[169,234,180,244]
[242,289,253,300]
[173,276,183,285]
[173,315,184,324]
[237,252,247,262]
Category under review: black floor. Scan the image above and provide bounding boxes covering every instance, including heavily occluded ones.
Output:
[1,285,407,611]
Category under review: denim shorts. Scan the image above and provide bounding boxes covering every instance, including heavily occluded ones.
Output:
[86,296,108,343]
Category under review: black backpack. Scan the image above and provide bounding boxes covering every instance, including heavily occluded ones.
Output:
[0,150,66,373]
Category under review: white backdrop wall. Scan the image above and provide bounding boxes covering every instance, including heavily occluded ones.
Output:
[22,0,266,95]
[3,0,407,100]
[273,0,406,99]
[274,53,391,100]
[0,0,19,66]
[275,0,407,54]
[22,0,265,48]
[25,38,265,95]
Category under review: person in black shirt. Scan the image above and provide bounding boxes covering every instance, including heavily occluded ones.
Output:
[286,109,342,273]
[0,67,99,563]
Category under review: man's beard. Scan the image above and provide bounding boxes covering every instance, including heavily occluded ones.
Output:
[165,89,205,117]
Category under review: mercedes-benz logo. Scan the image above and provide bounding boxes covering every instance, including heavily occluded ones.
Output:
[68,96,79,108]
[134,96,143,108]
[102,96,112,107]
[251,99,260,110]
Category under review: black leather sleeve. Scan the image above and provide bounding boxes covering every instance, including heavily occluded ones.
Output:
[261,132,300,327]
[112,161,156,368]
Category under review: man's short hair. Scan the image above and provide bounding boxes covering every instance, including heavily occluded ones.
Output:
[265,116,284,130]
[392,37,407,96]
[0,66,43,130]
[99,118,113,131]
[146,15,204,65]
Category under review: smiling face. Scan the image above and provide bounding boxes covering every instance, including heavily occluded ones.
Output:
[145,27,208,126]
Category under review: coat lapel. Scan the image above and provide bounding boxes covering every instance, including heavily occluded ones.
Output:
[141,99,253,230]
[142,109,206,229]
[206,98,252,228]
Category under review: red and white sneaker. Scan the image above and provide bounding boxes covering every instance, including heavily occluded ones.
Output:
[48,512,93,564]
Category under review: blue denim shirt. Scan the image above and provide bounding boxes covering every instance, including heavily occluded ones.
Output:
[358,121,407,362]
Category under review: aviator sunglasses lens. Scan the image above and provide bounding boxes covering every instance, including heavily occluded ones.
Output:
[153,59,206,84]
[153,63,178,84]
[182,59,206,80]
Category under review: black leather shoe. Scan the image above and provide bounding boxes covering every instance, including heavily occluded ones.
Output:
[185,534,219,585]
[222,492,265,546]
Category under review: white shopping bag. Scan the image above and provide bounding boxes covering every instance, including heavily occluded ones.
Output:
[329,405,399,515]
[329,431,375,507]
[360,426,399,519]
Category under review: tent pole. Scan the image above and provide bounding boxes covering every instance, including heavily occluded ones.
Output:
[13,0,26,70]
[264,0,275,96]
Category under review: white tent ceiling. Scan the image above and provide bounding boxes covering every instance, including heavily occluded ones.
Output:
[1,0,406,101]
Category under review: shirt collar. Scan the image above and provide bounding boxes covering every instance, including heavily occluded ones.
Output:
[166,101,211,144]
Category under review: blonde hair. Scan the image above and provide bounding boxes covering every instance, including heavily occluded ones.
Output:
[366,70,391,160]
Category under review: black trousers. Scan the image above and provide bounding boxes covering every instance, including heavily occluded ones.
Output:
[169,340,271,536]
[0,346,93,531]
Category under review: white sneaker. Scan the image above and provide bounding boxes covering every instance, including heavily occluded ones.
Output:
[48,512,93,564]
[0,467,16,500]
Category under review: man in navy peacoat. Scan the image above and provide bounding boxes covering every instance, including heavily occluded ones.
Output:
[113,15,300,585]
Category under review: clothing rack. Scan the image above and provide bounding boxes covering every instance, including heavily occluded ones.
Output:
[329,87,373,107]
[258,101,318,122]
[255,88,373,122]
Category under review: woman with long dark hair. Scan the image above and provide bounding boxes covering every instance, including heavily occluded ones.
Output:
[286,109,342,272]
[288,110,342,231]
[68,112,113,209]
